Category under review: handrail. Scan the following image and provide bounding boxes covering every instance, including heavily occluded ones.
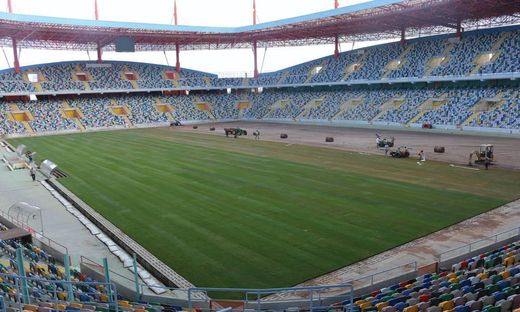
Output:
[188,284,354,312]
[0,271,119,312]
[0,209,69,256]
[346,260,417,287]
[437,227,520,262]
[80,255,137,284]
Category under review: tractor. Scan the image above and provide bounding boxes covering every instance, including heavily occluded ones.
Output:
[377,137,395,148]
[224,128,247,138]
[390,146,410,158]
[468,144,494,166]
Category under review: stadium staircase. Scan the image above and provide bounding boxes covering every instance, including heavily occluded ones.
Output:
[193,95,216,119]
[424,42,455,77]
[23,70,44,92]
[462,92,506,126]
[342,52,368,80]
[122,65,140,89]
[265,99,290,118]
[163,71,181,88]
[305,59,329,83]
[296,97,325,119]
[332,98,364,119]
[60,100,86,131]
[8,103,34,134]
[237,99,251,119]
[382,44,414,78]
[371,97,406,121]
[73,64,92,91]
[241,77,250,87]
[109,99,134,127]
[407,94,448,125]
[277,71,290,84]
[202,77,212,87]
[469,32,511,75]
[154,97,175,121]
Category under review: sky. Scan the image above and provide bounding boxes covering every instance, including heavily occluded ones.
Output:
[0,0,393,76]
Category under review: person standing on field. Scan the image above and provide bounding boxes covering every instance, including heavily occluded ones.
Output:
[30,167,36,182]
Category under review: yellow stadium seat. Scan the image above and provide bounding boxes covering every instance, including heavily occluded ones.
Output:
[448,277,459,284]
[360,302,372,311]
[376,302,389,311]
[439,300,454,311]
[500,271,511,279]
[404,305,418,312]
[504,256,515,267]
[23,305,38,312]
[57,292,67,301]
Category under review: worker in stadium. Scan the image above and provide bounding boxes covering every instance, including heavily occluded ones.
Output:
[254,130,260,140]
[30,166,36,182]
[417,150,426,165]
[376,134,381,148]
[384,143,390,156]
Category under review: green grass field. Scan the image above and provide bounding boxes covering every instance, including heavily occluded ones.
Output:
[10,128,520,289]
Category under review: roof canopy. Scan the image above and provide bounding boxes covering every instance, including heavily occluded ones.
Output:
[0,0,519,51]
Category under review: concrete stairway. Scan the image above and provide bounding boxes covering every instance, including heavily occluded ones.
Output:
[60,100,85,131]
[304,59,328,83]
[332,98,364,120]
[342,53,368,80]
[382,44,414,78]
[296,98,325,119]
[423,42,455,77]
[8,103,34,134]
[469,32,510,75]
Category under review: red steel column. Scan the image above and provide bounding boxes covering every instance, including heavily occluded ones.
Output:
[12,37,20,73]
[175,44,181,72]
[174,0,181,72]
[96,44,103,64]
[456,21,462,38]
[8,0,19,72]
[400,28,406,46]
[253,41,259,78]
[94,0,103,63]
[334,0,340,58]
[252,0,258,78]
[94,0,99,19]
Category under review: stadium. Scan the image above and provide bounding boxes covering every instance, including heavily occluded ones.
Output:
[0,0,520,311]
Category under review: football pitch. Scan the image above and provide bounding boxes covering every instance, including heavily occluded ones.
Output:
[10,127,520,289]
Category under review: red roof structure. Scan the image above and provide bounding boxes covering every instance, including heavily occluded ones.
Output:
[0,0,518,74]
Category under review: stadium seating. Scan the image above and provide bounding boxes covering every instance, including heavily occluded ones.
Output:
[0,84,518,135]
[39,63,85,92]
[339,240,520,312]
[17,100,77,133]
[115,95,169,125]
[0,28,518,95]
[68,97,126,129]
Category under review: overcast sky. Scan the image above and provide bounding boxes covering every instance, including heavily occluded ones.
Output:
[0,0,391,76]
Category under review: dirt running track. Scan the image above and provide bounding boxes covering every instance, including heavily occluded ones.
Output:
[181,121,520,170]
[176,121,520,298]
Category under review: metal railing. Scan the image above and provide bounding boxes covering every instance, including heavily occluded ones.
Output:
[0,272,118,312]
[346,261,417,288]
[0,209,68,256]
[438,227,520,262]
[188,284,354,312]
